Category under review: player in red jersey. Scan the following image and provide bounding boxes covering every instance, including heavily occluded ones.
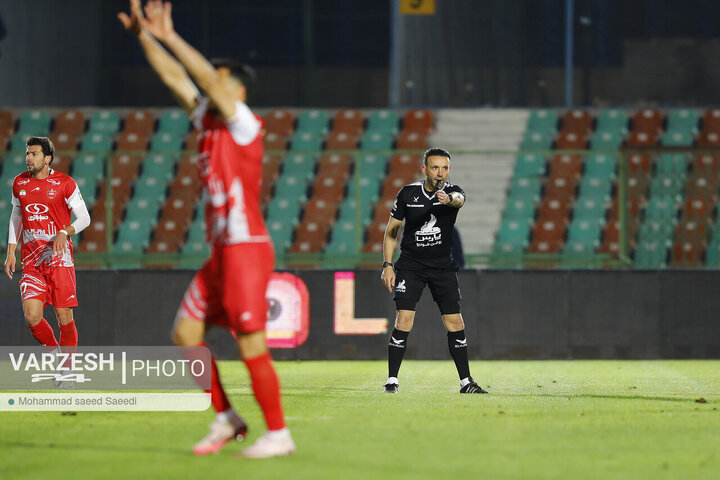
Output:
[4,136,91,382]
[119,0,294,458]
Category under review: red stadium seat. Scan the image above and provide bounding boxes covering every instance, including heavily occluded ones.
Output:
[561,109,593,134]
[332,110,364,135]
[626,173,650,201]
[388,153,421,178]
[683,196,714,219]
[628,153,652,173]
[402,110,434,134]
[310,174,347,203]
[696,130,720,147]
[123,110,156,135]
[0,110,14,135]
[50,132,78,153]
[395,130,427,150]
[675,218,709,242]
[264,132,288,151]
[112,154,143,181]
[176,154,199,176]
[50,154,73,175]
[536,196,572,222]
[53,110,85,136]
[544,174,577,201]
[608,196,641,219]
[632,109,663,134]
[116,132,148,152]
[626,131,658,147]
[289,221,330,253]
[169,172,201,200]
[685,173,717,198]
[702,109,720,133]
[371,197,395,224]
[184,129,200,151]
[549,154,582,178]
[264,110,295,136]
[303,198,340,223]
[554,131,587,150]
[692,154,719,173]
[671,240,705,268]
[325,131,358,151]
[316,154,352,177]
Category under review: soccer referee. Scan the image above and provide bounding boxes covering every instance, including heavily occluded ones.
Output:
[380,148,487,394]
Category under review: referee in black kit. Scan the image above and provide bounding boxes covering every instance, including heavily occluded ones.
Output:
[380,148,487,394]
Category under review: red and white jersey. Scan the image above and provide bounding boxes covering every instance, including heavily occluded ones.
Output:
[11,170,83,269]
[192,98,270,247]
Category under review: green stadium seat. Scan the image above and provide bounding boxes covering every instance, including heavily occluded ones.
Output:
[133,175,168,204]
[502,198,536,221]
[290,131,323,151]
[18,110,51,136]
[590,130,623,150]
[181,239,210,258]
[360,131,393,151]
[666,109,699,133]
[124,197,160,224]
[521,130,553,151]
[266,218,295,251]
[10,132,36,152]
[116,219,152,248]
[141,154,176,180]
[644,196,678,221]
[527,110,557,132]
[661,129,694,147]
[81,132,113,153]
[496,219,531,247]
[638,219,675,242]
[266,197,303,224]
[508,177,542,201]
[367,110,399,135]
[150,132,183,152]
[562,239,597,256]
[357,153,388,179]
[273,174,309,201]
[1,153,25,176]
[655,154,689,175]
[584,154,617,178]
[88,111,120,134]
[281,153,316,179]
[633,240,668,269]
[567,219,603,244]
[595,109,628,133]
[74,176,98,206]
[327,219,362,254]
[72,154,105,181]
[513,154,546,177]
[346,177,380,206]
[578,175,612,200]
[704,240,720,267]
[0,218,8,249]
[649,175,684,198]
[296,110,329,135]
[157,110,190,134]
[573,197,607,220]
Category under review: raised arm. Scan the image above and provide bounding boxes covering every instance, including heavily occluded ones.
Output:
[141,0,237,120]
[118,0,198,114]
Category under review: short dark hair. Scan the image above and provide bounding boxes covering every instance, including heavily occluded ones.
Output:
[423,147,451,166]
[26,136,55,164]
[210,58,256,101]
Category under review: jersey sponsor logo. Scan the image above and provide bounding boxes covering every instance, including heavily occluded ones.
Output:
[47,178,61,185]
[19,189,27,196]
[47,188,57,199]
[25,203,50,221]
[18,179,30,185]
[415,214,442,247]
[395,279,406,293]
[413,196,419,202]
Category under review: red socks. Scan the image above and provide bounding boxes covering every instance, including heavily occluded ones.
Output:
[59,321,78,347]
[244,352,286,431]
[200,343,233,413]
[29,318,59,348]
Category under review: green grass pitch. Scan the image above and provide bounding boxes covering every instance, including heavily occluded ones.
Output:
[1,360,718,480]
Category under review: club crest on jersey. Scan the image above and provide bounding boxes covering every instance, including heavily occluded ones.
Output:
[47,189,57,199]
[415,214,442,247]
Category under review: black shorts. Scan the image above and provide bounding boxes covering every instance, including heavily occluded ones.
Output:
[392,268,462,314]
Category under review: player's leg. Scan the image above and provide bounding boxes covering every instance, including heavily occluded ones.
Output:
[430,271,487,394]
[385,268,424,393]
[20,270,58,349]
[173,265,247,455]
[223,243,294,458]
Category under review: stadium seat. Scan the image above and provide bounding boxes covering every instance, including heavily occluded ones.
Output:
[590,130,623,150]
[692,154,718,174]
[157,110,190,134]
[141,154,176,180]
[527,110,557,132]
[656,153,689,175]
[649,175,684,199]
[628,153,652,173]
[290,131,323,151]
[176,154,198,176]
[77,220,108,253]
[112,154,143,181]
[267,219,295,251]
[116,132,148,152]
[567,219,603,244]
[149,132,182,152]
[573,197,607,220]
[302,198,339,224]
[644,196,678,221]
[296,110,329,135]
[367,110,399,135]
[86,111,120,136]
[92,196,125,228]
[81,132,113,153]
[116,218,153,250]
[18,110,51,136]
[508,177,542,201]
[388,153,421,178]
[584,154,617,178]
[125,197,160,224]
[626,131,658,147]
[561,109,593,134]
[549,154,582,178]
[371,197,395,224]
[536,196,571,222]
[327,219,361,254]
[53,110,85,136]
[626,173,650,201]
[123,110,156,135]
[683,196,714,219]
[631,109,663,134]
[264,110,295,136]
[325,131,357,151]
[633,240,668,269]
[696,130,720,147]
[595,109,628,133]
[661,130,694,147]
[10,132,34,152]
[521,130,553,150]
[50,132,78,153]
[168,173,201,201]
[132,175,167,204]
[702,108,720,133]
[289,221,329,253]
[0,110,14,135]
[184,130,200,151]
[685,173,717,198]
[72,153,105,181]
[513,154,546,178]
[310,174,346,202]
[396,130,427,150]
[49,154,73,175]
[502,198,536,221]
[402,110,434,134]
[332,110,364,135]
[281,153,316,179]
[675,218,709,241]
[666,109,699,133]
[158,196,194,227]
[316,153,352,177]
[544,174,577,201]
[704,239,720,267]
[671,240,705,268]
[264,132,288,151]
[360,131,393,151]
[266,196,303,224]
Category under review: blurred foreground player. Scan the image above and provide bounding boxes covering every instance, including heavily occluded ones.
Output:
[380,148,487,394]
[4,137,91,386]
[119,0,294,457]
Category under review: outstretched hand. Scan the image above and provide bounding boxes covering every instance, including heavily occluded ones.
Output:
[142,0,175,41]
[117,0,143,36]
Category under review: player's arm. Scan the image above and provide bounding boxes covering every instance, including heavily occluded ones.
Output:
[437,190,465,208]
[53,187,91,257]
[141,0,236,120]
[118,0,198,114]
[5,202,22,279]
[381,217,403,293]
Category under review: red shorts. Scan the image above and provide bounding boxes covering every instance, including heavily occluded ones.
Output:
[175,242,275,334]
[20,266,78,308]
